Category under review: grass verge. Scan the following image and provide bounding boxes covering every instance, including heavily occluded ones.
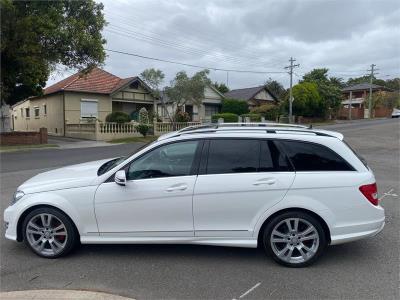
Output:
[0,144,59,153]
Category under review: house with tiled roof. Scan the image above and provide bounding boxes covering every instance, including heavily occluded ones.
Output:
[224,85,278,108]
[11,68,156,136]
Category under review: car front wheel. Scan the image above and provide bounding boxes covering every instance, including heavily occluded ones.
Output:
[22,207,78,258]
[263,211,327,267]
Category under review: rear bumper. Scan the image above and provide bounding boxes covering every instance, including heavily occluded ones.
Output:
[330,217,385,245]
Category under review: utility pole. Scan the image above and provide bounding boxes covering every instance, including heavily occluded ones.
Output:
[348,91,353,120]
[226,71,229,86]
[367,64,378,118]
[285,57,300,123]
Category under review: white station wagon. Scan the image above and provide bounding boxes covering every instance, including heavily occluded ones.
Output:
[4,123,385,267]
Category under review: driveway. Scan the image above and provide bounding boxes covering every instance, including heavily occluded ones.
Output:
[0,118,399,299]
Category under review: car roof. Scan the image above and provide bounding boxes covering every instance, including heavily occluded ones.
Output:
[158,123,344,142]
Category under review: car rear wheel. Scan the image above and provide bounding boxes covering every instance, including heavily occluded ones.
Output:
[22,207,78,258]
[263,211,327,267]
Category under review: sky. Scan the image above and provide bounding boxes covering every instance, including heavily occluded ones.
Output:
[48,0,400,89]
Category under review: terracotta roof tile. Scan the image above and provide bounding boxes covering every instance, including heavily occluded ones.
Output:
[43,67,135,95]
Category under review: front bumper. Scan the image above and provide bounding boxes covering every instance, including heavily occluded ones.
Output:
[4,205,19,241]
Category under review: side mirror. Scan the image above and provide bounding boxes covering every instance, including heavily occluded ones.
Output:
[115,170,127,186]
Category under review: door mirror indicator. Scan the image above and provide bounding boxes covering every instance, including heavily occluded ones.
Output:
[115,170,127,186]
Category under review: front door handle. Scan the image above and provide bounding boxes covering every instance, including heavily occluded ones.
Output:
[253,178,276,186]
[166,184,188,192]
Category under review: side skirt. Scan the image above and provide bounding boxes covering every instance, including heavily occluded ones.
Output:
[80,236,258,248]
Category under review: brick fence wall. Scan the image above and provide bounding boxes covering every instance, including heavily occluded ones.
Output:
[0,128,48,146]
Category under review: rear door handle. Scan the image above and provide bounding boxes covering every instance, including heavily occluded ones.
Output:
[166,184,188,192]
[253,179,276,186]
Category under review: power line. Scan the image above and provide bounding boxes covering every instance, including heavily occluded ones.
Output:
[105,11,288,67]
[105,48,287,74]
[105,24,285,69]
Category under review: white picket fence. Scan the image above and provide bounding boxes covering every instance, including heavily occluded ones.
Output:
[65,121,202,141]
[154,122,201,134]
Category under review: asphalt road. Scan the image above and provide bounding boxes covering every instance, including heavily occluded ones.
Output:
[1,119,399,299]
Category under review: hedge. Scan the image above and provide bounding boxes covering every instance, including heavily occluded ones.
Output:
[105,111,131,123]
[211,113,238,123]
[241,113,261,122]
[251,104,280,121]
[221,99,249,115]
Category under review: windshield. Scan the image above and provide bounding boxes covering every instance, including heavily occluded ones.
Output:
[97,140,158,176]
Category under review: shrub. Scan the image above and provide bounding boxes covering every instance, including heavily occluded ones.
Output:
[241,113,261,122]
[105,111,130,123]
[138,107,149,124]
[221,99,249,115]
[135,124,150,137]
[211,113,238,123]
[251,104,280,121]
[174,110,191,122]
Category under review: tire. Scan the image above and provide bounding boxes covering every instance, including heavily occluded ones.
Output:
[22,207,79,258]
[262,211,327,267]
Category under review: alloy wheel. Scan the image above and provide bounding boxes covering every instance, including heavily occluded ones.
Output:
[25,213,68,257]
[270,217,320,264]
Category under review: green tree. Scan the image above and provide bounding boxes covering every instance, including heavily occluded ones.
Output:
[384,78,400,91]
[166,70,211,110]
[140,68,165,121]
[212,82,229,94]
[265,78,286,100]
[140,68,165,99]
[346,75,386,87]
[283,82,324,117]
[300,68,342,115]
[1,0,106,105]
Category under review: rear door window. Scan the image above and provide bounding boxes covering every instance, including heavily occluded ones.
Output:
[260,141,291,172]
[278,140,354,171]
[206,139,259,174]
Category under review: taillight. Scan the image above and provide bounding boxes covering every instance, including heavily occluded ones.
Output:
[359,183,378,206]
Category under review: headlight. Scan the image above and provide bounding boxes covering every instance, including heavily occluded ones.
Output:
[11,191,25,205]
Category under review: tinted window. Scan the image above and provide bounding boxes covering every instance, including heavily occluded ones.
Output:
[260,141,291,172]
[127,141,199,180]
[279,140,353,171]
[206,139,259,174]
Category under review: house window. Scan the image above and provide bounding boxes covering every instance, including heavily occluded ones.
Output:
[25,108,30,118]
[43,104,47,115]
[20,108,23,117]
[205,104,220,117]
[80,99,98,118]
[34,107,40,118]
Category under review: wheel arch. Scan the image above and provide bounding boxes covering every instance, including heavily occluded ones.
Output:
[16,204,79,242]
[256,207,331,247]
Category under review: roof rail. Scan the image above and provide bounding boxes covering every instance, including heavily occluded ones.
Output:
[157,122,342,141]
[213,122,308,128]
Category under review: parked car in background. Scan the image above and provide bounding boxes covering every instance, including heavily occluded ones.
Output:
[4,123,384,267]
[391,108,400,118]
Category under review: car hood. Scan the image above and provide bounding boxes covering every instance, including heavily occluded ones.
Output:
[19,158,114,194]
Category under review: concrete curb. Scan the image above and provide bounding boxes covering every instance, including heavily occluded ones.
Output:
[0,290,134,300]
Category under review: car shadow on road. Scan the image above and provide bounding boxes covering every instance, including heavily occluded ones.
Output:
[67,239,378,268]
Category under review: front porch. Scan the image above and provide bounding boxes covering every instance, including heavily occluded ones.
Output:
[112,101,154,121]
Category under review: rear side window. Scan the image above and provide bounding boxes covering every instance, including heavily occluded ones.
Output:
[278,140,354,171]
[260,141,291,172]
[206,139,259,174]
